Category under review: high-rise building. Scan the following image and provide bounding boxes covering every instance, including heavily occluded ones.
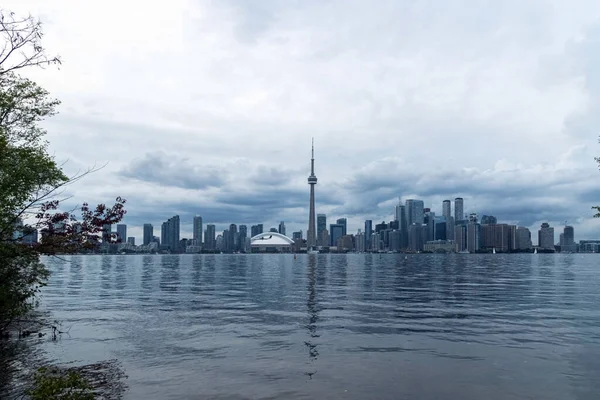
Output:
[405,199,424,226]
[329,224,344,247]
[364,220,373,251]
[204,224,216,250]
[292,231,303,241]
[481,215,497,225]
[161,215,181,252]
[455,225,467,252]
[161,221,169,248]
[355,231,365,252]
[228,224,237,252]
[408,223,423,251]
[307,138,318,249]
[127,237,135,245]
[116,224,127,243]
[317,214,327,246]
[516,227,532,250]
[467,222,480,253]
[251,224,264,238]
[239,225,248,252]
[143,224,153,246]
[278,221,286,236]
[102,224,112,243]
[538,222,555,250]
[394,204,408,249]
[435,219,446,240]
[336,218,347,236]
[445,216,455,240]
[563,225,574,245]
[454,197,464,223]
[561,225,576,252]
[193,215,203,243]
[424,211,435,242]
[442,200,451,220]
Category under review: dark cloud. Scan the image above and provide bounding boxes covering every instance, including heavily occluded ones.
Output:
[118,151,227,189]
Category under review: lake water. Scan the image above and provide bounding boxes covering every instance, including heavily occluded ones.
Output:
[28,254,600,399]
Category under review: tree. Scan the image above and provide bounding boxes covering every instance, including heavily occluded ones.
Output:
[0,9,126,333]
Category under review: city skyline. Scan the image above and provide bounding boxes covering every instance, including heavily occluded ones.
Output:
[109,196,588,248]
[8,0,600,244]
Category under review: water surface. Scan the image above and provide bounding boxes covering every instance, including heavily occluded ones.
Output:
[33,254,600,399]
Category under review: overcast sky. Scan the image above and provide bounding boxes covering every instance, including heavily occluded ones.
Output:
[6,0,600,244]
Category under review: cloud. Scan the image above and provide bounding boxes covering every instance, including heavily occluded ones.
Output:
[119,151,227,189]
[3,0,600,243]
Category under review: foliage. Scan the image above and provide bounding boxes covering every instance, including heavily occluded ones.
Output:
[0,9,126,332]
[27,367,95,400]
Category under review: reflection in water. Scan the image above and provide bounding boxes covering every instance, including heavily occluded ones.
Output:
[159,255,180,293]
[305,255,320,379]
[7,253,600,400]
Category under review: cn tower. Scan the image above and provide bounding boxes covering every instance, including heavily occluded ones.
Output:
[307,138,317,249]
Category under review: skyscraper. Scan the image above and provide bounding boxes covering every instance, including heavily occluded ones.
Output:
[116,224,127,243]
[330,224,344,247]
[538,222,555,250]
[228,224,237,252]
[454,197,464,222]
[143,223,153,246]
[239,225,248,252]
[193,215,203,243]
[161,215,181,252]
[516,226,532,250]
[317,214,327,246]
[364,220,373,251]
[405,199,424,226]
[102,224,112,243]
[278,221,286,236]
[336,218,347,236]
[204,224,216,250]
[307,138,318,249]
[442,200,451,220]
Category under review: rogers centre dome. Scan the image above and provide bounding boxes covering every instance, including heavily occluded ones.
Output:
[250,232,294,247]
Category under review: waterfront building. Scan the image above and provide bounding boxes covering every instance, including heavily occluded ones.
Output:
[143,223,153,246]
[516,226,532,250]
[193,216,203,243]
[538,223,555,250]
[116,224,127,243]
[364,220,373,251]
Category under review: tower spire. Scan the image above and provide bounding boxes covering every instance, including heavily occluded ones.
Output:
[311,137,315,175]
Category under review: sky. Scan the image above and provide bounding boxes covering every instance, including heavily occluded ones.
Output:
[4,0,600,244]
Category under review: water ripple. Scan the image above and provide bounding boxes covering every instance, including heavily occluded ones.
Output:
[18,253,600,399]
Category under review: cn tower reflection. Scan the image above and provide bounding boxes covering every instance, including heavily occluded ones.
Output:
[304,255,320,379]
